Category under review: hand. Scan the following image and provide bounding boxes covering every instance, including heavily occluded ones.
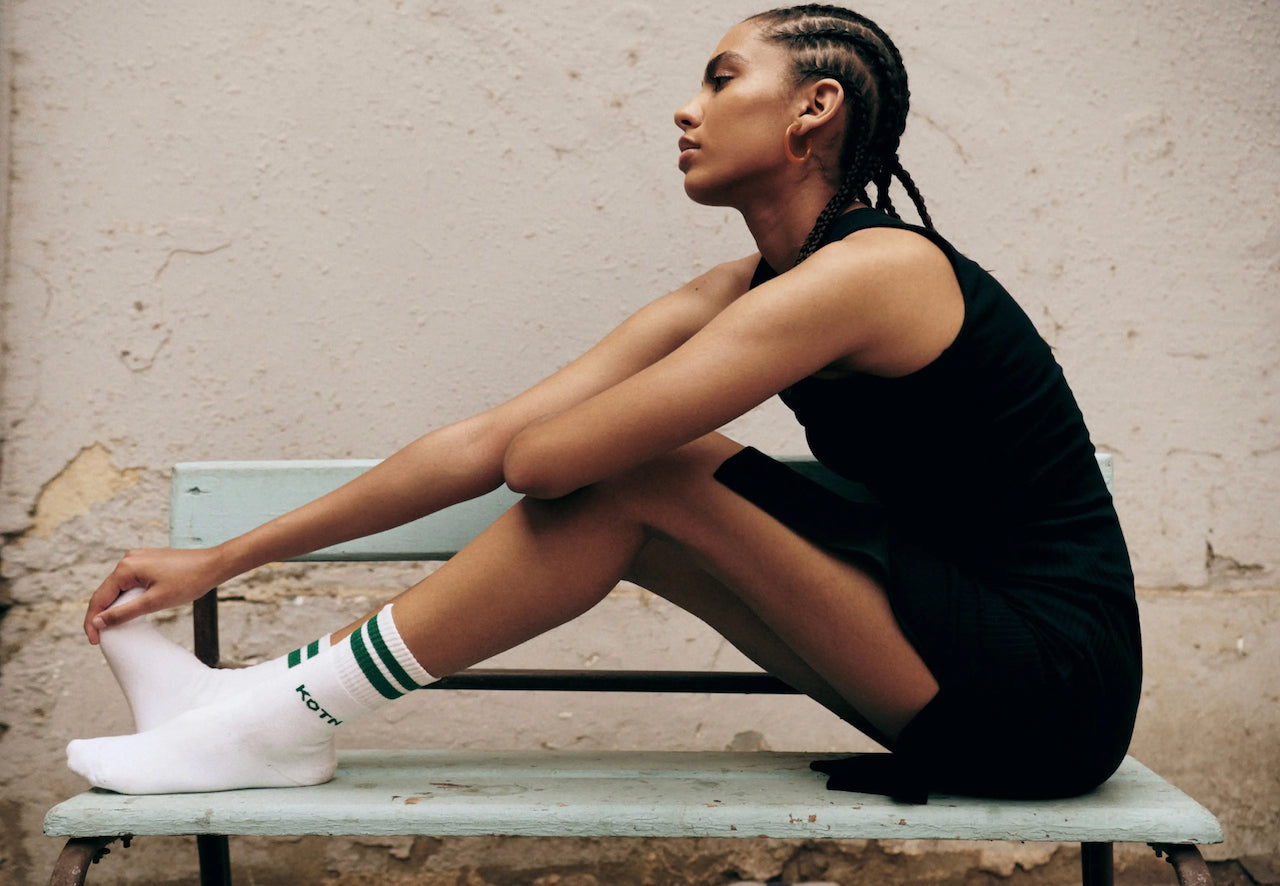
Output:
[84,547,228,644]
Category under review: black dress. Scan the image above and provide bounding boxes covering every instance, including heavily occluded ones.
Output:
[713,208,1142,799]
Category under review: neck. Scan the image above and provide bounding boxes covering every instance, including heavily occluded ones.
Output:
[738,179,850,273]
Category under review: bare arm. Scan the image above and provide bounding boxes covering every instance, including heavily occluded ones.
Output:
[504,227,963,499]
[85,256,759,640]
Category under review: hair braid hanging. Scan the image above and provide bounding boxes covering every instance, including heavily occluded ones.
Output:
[889,158,934,231]
[835,14,936,229]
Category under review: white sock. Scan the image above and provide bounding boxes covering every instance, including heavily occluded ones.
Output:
[68,604,435,793]
[98,588,329,731]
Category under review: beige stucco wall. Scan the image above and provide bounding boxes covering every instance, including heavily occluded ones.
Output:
[1,1,1276,883]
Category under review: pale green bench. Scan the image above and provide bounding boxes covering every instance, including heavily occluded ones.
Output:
[46,455,1223,886]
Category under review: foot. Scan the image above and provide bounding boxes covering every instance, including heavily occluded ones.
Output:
[97,588,324,731]
[67,674,339,793]
[70,601,422,794]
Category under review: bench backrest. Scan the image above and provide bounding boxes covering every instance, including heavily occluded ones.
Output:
[170,455,1115,560]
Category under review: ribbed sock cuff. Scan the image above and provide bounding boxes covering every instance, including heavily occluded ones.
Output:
[372,604,437,687]
[335,604,436,709]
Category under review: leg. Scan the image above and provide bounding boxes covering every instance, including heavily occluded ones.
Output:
[71,433,935,790]
[50,836,121,886]
[605,435,938,737]
[357,433,937,739]
[196,835,232,886]
[1081,842,1114,886]
[1153,845,1215,886]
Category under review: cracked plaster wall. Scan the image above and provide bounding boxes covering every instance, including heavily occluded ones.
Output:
[1,1,1277,883]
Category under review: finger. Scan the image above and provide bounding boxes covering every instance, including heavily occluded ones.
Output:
[83,577,129,644]
[92,589,159,635]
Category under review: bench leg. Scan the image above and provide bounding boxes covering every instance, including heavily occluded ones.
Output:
[49,836,125,886]
[1152,844,1214,886]
[1081,842,1114,886]
[197,834,232,886]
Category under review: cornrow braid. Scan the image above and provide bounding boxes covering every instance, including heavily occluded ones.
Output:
[749,5,935,263]
[785,21,912,216]
[838,10,923,223]
[827,27,908,167]
[768,23,890,262]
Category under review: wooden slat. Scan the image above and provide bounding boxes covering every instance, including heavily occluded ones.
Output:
[170,460,520,559]
[44,753,1221,843]
[170,455,1115,559]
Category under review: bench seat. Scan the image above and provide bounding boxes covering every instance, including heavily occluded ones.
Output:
[47,752,1220,843]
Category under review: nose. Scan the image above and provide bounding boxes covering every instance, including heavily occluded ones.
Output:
[674,95,700,131]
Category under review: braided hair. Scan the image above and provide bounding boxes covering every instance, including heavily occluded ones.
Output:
[749,5,934,262]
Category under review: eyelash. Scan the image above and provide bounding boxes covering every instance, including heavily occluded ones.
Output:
[709,75,732,91]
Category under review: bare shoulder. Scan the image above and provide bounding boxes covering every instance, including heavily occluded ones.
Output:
[801,224,964,377]
[818,224,955,288]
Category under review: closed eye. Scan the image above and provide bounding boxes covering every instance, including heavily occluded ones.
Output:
[702,50,746,93]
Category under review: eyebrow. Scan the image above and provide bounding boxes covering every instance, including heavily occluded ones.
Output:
[703,50,748,84]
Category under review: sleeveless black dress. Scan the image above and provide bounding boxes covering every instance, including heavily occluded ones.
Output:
[713,208,1142,799]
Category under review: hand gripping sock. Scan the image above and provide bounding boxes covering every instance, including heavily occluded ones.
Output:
[97,589,330,731]
[68,604,435,794]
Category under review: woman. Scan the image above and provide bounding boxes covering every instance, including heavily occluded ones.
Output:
[70,4,1141,799]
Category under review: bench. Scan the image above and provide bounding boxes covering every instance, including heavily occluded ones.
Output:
[45,455,1223,886]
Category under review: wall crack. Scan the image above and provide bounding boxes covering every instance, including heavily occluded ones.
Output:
[152,241,232,281]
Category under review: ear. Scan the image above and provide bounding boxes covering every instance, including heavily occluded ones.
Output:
[792,78,845,138]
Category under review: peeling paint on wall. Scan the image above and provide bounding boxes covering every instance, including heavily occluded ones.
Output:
[31,444,143,538]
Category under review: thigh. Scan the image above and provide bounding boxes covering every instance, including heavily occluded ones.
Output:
[596,434,939,740]
[627,536,893,748]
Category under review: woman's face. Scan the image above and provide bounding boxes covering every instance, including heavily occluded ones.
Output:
[674,22,801,207]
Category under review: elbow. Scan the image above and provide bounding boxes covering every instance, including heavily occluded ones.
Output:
[502,431,576,500]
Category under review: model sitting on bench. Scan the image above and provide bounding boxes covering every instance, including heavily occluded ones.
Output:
[68,4,1141,801]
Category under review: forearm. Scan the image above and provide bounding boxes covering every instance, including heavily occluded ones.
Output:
[212,415,507,581]
[85,412,516,641]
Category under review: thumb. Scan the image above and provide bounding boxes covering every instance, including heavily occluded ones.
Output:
[92,587,154,633]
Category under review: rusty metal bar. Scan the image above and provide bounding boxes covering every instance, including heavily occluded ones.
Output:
[49,836,124,886]
[1081,842,1114,886]
[192,590,232,884]
[1153,844,1215,886]
[428,668,800,694]
[192,587,220,667]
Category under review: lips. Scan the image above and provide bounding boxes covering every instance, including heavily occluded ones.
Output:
[678,137,699,170]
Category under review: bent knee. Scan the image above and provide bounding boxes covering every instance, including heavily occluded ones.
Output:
[576,436,744,535]
[594,435,740,496]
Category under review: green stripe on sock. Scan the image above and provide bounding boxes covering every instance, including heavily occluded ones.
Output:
[366,612,424,692]
[306,639,320,660]
[288,648,302,669]
[349,624,402,700]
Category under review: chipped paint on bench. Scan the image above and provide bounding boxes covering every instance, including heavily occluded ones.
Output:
[46,752,1221,843]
